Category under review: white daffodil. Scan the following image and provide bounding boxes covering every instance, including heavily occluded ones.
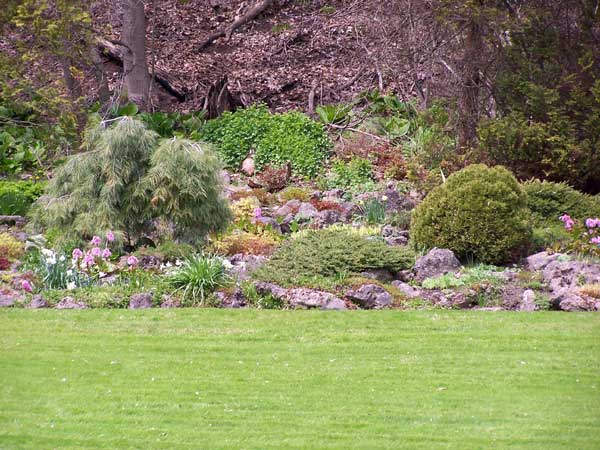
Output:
[66,281,76,290]
[59,255,66,262]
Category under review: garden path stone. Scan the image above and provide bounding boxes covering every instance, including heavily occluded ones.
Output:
[129,293,153,309]
[413,248,462,282]
[55,297,87,309]
[345,284,392,309]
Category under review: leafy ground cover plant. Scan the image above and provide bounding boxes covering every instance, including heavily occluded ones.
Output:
[0,180,45,215]
[410,164,532,264]
[254,229,413,288]
[326,157,374,191]
[201,105,331,178]
[0,232,23,261]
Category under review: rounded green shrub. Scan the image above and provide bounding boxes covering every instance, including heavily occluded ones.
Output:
[523,179,600,226]
[0,180,45,215]
[410,164,532,264]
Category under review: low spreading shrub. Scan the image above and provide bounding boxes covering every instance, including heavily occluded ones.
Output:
[410,164,532,264]
[523,180,600,226]
[212,231,279,256]
[254,229,413,287]
[278,186,310,203]
[326,157,374,190]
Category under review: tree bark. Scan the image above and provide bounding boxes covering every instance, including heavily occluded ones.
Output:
[122,0,150,108]
[90,46,111,105]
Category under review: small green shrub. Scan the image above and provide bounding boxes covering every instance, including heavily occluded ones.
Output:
[135,241,195,262]
[0,180,45,215]
[523,179,600,226]
[254,229,413,287]
[168,254,231,305]
[410,164,532,264]
[278,186,310,203]
[201,105,331,178]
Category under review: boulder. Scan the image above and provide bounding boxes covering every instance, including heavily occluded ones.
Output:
[541,259,600,290]
[27,294,48,309]
[391,281,421,299]
[554,291,600,312]
[526,251,562,271]
[314,209,341,228]
[339,202,358,222]
[413,248,461,282]
[346,284,393,309]
[0,290,20,307]
[519,289,537,312]
[55,297,87,309]
[129,292,153,309]
[381,225,409,246]
[229,254,267,281]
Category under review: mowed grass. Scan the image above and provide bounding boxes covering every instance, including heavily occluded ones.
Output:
[1,311,599,450]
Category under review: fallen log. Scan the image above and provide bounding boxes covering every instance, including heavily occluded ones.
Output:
[96,37,188,101]
[198,0,274,50]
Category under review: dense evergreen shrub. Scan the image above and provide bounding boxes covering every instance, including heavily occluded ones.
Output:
[523,180,600,226]
[254,229,413,287]
[410,164,531,264]
[201,105,331,178]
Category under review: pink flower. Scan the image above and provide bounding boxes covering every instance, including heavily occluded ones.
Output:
[127,255,139,266]
[586,218,600,229]
[559,214,574,231]
[90,247,102,257]
[82,252,95,267]
[102,248,112,259]
[591,236,600,245]
[106,231,115,242]
[91,235,102,246]
[253,207,263,219]
[21,280,33,293]
[72,248,83,260]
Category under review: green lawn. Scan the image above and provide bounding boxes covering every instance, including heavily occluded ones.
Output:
[1,311,599,450]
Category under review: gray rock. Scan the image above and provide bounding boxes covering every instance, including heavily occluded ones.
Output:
[216,288,247,308]
[55,297,87,309]
[391,281,421,299]
[436,291,473,309]
[396,270,415,282]
[414,248,461,282]
[346,284,393,309]
[160,295,182,308]
[381,226,410,246]
[360,269,395,283]
[27,294,48,309]
[555,291,600,312]
[273,204,293,219]
[284,199,302,210]
[526,251,563,271]
[295,202,319,221]
[314,209,341,228]
[310,191,322,200]
[254,282,346,310]
[339,202,358,222]
[129,292,153,309]
[520,289,538,311]
[0,291,19,307]
[322,189,344,200]
[256,216,281,233]
[229,254,267,281]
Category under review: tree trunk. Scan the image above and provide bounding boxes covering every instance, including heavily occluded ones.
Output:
[90,46,111,105]
[122,0,150,108]
[457,13,484,149]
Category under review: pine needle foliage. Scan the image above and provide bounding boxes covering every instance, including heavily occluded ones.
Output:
[31,118,231,246]
[143,138,231,242]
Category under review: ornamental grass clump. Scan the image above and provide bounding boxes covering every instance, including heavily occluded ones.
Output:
[410,164,531,264]
[168,254,231,305]
[31,118,230,246]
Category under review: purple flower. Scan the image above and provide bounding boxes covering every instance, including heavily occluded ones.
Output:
[127,255,139,266]
[253,207,263,219]
[591,236,600,245]
[106,231,115,242]
[72,248,83,260]
[91,235,102,246]
[21,280,33,293]
[102,248,112,259]
[90,247,102,257]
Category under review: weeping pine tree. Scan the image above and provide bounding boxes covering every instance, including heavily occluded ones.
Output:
[32,117,231,246]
